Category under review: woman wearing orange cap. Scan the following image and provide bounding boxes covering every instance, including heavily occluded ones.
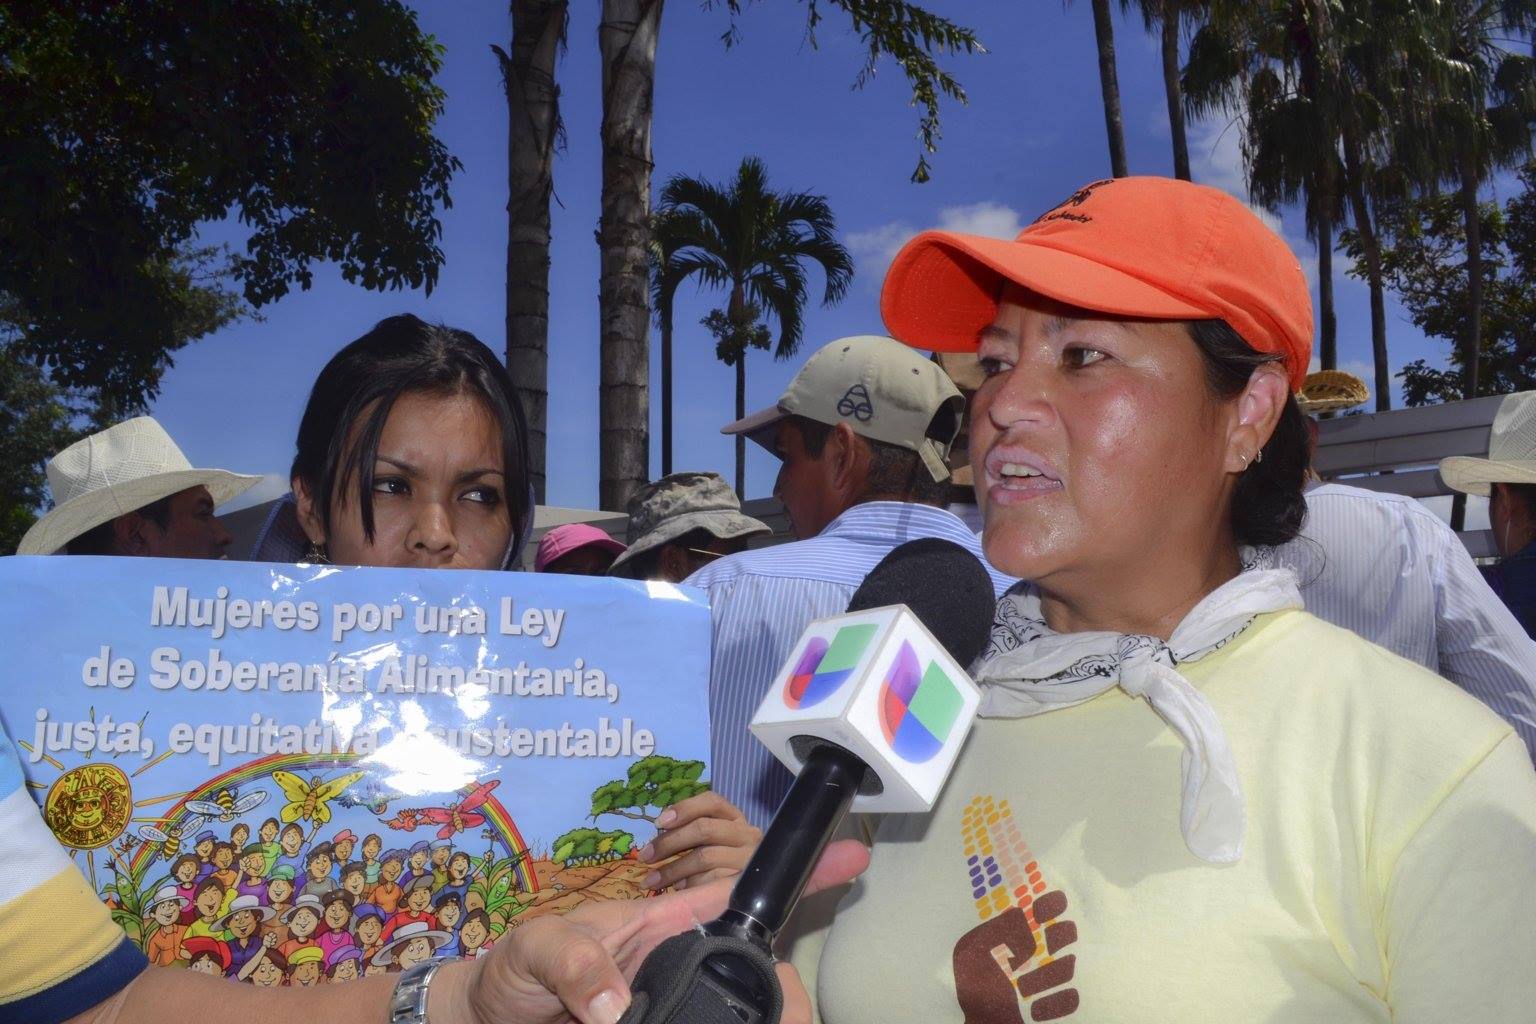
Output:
[789,177,1536,1022]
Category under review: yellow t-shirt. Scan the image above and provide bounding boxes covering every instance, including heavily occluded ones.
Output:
[792,610,1536,1023]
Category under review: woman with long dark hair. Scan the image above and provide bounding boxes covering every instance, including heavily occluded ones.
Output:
[254,314,532,569]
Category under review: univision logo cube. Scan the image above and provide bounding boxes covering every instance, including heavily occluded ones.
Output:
[879,641,964,763]
[750,604,982,813]
[783,623,879,710]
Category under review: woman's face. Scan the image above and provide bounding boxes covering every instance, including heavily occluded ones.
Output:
[972,287,1242,588]
[325,901,350,930]
[300,390,512,570]
[261,821,278,843]
[252,960,283,986]
[290,908,319,939]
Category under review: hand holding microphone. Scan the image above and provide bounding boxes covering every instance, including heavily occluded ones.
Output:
[617,538,997,1024]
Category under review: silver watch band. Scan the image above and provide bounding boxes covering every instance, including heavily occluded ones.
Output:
[388,958,449,1024]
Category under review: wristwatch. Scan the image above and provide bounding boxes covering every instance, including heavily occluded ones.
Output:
[388,958,449,1024]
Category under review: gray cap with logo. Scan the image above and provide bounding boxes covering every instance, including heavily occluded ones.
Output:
[722,335,964,481]
[609,471,771,577]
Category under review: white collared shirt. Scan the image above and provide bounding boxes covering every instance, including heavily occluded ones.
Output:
[1271,482,1536,763]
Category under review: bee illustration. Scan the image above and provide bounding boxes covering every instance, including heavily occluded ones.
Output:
[137,813,207,861]
[185,787,269,823]
[273,769,365,826]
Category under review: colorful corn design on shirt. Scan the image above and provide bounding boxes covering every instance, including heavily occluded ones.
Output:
[0,723,145,1022]
[793,610,1536,1022]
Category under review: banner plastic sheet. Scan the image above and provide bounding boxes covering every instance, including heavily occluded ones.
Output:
[0,555,711,984]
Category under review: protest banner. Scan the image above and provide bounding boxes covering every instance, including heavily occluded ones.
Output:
[0,556,711,982]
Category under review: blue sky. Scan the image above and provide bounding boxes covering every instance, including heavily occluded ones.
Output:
[151,1,1482,512]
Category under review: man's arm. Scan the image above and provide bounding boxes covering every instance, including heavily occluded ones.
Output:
[1427,514,1536,764]
[0,738,146,1023]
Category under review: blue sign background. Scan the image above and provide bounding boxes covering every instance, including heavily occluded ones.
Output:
[0,556,710,935]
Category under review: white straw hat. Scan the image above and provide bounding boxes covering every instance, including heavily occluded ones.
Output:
[17,416,260,555]
[1440,391,1536,496]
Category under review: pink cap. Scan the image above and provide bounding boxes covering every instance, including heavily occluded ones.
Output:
[535,523,626,572]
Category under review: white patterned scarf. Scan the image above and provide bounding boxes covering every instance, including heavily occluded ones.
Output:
[973,558,1301,864]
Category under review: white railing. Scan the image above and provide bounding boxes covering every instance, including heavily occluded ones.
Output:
[1314,395,1501,557]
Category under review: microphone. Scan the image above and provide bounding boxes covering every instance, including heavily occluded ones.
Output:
[711,537,995,951]
[618,538,995,1024]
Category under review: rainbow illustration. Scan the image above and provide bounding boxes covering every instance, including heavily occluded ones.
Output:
[129,751,537,893]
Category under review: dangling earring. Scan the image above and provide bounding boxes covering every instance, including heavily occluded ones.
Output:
[303,541,330,565]
[1255,449,1265,464]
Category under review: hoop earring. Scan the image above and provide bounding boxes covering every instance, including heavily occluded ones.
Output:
[1255,449,1265,464]
[303,541,331,565]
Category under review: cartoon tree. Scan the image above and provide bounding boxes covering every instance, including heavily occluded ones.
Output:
[589,755,708,824]
[550,827,636,868]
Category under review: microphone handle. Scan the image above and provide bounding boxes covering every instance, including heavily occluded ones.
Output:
[709,742,868,951]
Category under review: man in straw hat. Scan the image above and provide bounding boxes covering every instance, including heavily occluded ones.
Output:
[607,471,769,583]
[16,415,258,557]
[1443,390,1536,636]
[1273,377,1536,758]
[683,335,1016,836]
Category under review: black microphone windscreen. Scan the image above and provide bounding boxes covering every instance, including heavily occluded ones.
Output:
[845,536,996,667]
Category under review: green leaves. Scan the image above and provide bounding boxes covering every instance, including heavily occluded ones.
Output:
[0,1,459,415]
[550,826,636,866]
[587,755,710,824]
[707,1,981,182]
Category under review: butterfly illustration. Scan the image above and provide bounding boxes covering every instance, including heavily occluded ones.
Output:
[272,769,366,826]
[413,780,500,840]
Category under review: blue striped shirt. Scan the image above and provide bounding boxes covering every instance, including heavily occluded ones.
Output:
[1272,482,1536,762]
[685,502,1016,827]
[0,724,146,1021]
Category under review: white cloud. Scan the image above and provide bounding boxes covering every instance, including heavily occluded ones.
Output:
[848,201,1024,288]
[936,202,1024,240]
[224,472,290,511]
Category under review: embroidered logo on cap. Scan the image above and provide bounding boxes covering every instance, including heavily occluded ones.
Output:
[837,384,875,422]
[1033,179,1113,226]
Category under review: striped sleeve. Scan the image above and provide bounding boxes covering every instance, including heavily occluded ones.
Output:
[0,728,145,1024]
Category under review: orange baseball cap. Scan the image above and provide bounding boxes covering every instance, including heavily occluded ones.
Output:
[881,176,1313,389]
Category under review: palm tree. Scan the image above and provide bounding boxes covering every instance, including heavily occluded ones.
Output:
[1416,0,1536,402]
[494,0,568,503]
[596,0,663,511]
[654,157,854,496]
[1184,1,1345,370]
[649,210,684,477]
[1075,0,1131,177]
[1128,0,1194,179]
[596,2,979,510]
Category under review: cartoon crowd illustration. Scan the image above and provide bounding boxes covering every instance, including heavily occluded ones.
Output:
[118,770,531,985]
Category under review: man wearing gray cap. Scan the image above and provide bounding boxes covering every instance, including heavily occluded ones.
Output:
[608,471,770,583]
[685,335,1016,830]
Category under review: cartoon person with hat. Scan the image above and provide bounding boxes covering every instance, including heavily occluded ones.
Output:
[330,828,358,880]
[371,848,406,913]
[286,944,325,987]
[277,893,324,960]
[400,840,432,888]
[373,920,451,973]
[263,865,296,928]
[143,885,189,967]
[182,935,231,976]
[318,890,358,962]
[325,944,364,984]
[351,901,387,965]
[383,874,438,942]
[216,894,276,977]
